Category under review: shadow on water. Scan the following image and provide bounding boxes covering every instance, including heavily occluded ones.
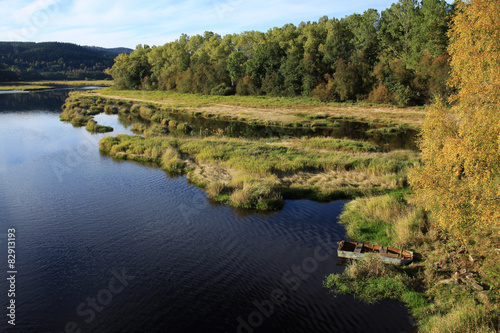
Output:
[0,87,105,112]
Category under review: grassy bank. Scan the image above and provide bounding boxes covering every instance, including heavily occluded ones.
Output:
[34,80,113,86]
[0,84,54,91]
[325,192,500,332]
[0,80,112,92]
[99,134,417,210]
[89,88,426,129]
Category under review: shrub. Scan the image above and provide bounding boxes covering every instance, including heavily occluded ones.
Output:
[103,105,112,115]
[139,105,154,120]
[86,119,113,133]
[89,105,104,115]
[207,181,226,197]
[229,178,283,210]
[131,123,147,134]
[368,85,395,104]
[210,83,234,96]
[236,76,259,96]
[176,122,191,133]
[144,124,168,138]
[130,104,141,114]
[161,147,184,171]
[311,74,337,102]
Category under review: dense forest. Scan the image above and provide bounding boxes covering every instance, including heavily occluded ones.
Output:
[107,0,453,106]
[0,42,132,81]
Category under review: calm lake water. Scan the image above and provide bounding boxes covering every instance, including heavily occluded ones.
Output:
[0,89,412,333]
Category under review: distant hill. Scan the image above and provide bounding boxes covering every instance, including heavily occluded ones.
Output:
[0,42,132,81]
[83,46,133,55]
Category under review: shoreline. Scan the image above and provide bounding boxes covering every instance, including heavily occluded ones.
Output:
[0,80,113,93]
[89,88,426,130]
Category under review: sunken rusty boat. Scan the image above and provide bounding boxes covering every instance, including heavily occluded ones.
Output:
[337,240,413,265]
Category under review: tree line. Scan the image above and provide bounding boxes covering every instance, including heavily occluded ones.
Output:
[107,0,453,106]
[0,42,131,81]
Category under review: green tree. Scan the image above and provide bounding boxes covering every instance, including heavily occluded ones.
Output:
[227,51,247,86]
[106,45,151,89]
[378,0,420,68]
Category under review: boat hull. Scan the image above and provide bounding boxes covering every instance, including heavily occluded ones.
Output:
[337,241,413,265]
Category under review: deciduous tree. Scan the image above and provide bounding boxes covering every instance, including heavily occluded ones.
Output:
[410,0,500,243]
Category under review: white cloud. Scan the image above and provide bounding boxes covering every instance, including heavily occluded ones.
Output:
[13,0,61,24]
[1,0,452,48]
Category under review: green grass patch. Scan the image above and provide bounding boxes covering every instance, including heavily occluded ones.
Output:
[0,84,54,91]
[298,137,384,152]
[85,120,113,133]
[26,80,113,87]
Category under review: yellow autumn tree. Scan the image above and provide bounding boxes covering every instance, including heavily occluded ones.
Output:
[410,0,500,243]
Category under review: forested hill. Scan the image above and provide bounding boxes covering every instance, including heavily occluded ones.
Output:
[0,42,132,81]
[107,0,453,107]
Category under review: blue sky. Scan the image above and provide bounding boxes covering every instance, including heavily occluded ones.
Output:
[0,0,452,49]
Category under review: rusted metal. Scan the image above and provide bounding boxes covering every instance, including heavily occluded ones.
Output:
[337,240,414,265]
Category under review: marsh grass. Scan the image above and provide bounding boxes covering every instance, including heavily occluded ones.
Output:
[338,190,427,247]
[297,137,384,152]
[33,80,113,86]
[98,134,416,210]
[420,298,499,333]
[85,120,113,133]
[88,89,426,128]
[0,84,54,91]
[161,147,184,172]
[207,181,227,197]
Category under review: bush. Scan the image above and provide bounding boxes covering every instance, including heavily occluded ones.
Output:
[325,255,419,304]
[86,119,113,133]
[144,124,168,138]
[210,83,234,96]
[139,105,154,120]
[207,181,226,197]
[131,123,147,134]
[236,76,259,96]
[368,85,395,104]
[176,122,192,133]
[103,105,115,114]
[130,104,141,114]
[161,147,184,171]
[229,178,283,210]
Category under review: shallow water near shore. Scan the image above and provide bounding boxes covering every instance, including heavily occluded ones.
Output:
[168,111,419,150]
[0,89,413,332]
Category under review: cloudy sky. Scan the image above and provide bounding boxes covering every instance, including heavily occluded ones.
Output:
[0,0,449,49]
